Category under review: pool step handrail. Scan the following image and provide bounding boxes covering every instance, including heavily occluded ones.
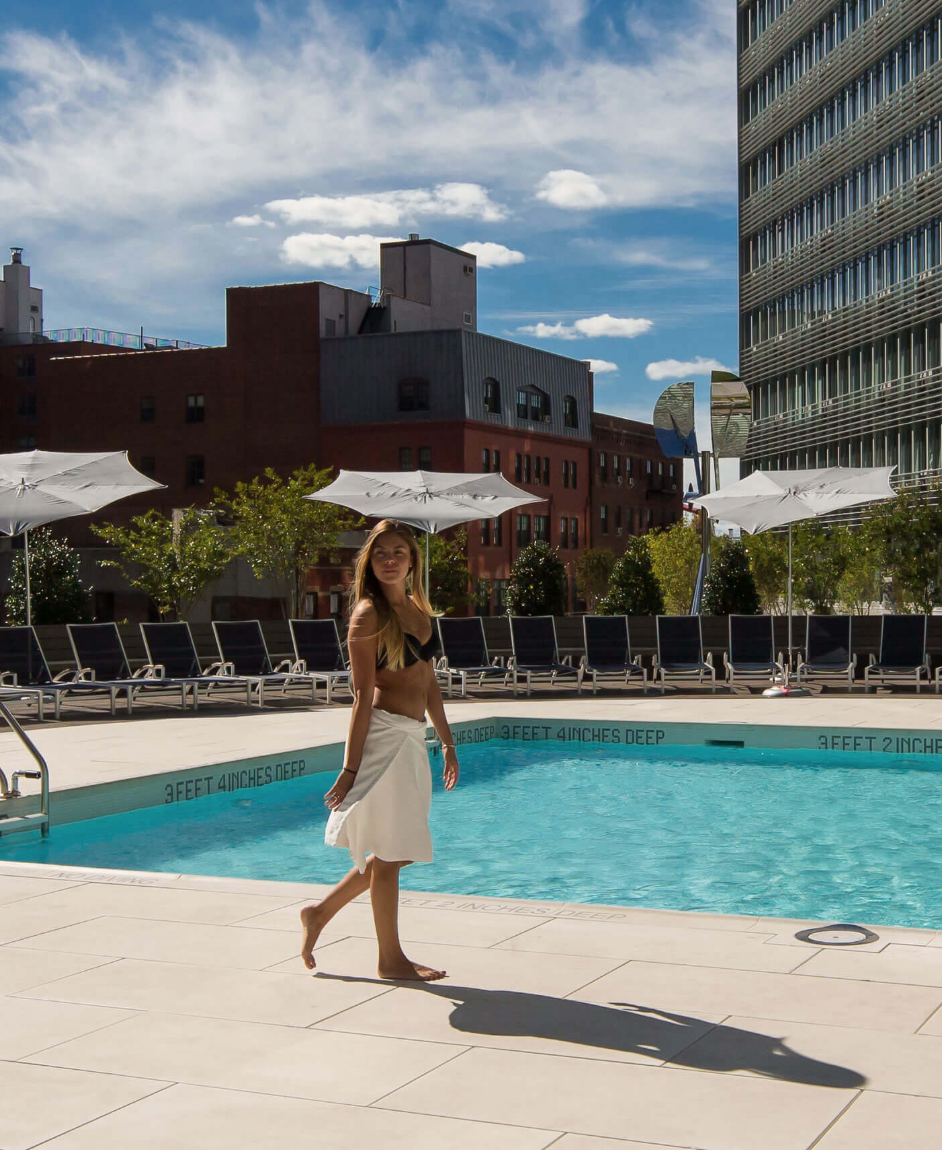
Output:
[0,697,50,838]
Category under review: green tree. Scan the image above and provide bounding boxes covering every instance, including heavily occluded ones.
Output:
[867,487,942,612]
[215,465,361,618]
[702,538,760,615]
[792,522,847,614]
[574,548,616,612]
[646,521,701,614]
[5,528,91,625]
[598,537,664,615]
[742,530,788,613]
[93,507,231,620]
[506,541,568,616]
[427,529,473,614]
[835,525,882,614]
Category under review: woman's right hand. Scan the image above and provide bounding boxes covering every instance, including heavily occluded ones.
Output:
[325,770,355,811]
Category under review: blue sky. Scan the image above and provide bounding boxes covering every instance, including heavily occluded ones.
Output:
[0,0,739,435]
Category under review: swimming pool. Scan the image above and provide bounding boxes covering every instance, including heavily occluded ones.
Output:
[4,740,942,929]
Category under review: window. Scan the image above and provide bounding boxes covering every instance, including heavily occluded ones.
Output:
[186,394,205,423]
[533,455,541,485]
[18,393,36,422]
[483,378,501,414]
[599,452,608,482]
[481,519,491,546]
[646,459,653,476]
[516,514,531,546]
[493,449,501,474]
[140,456,156,477]
[669,462,676,480]
[463,264,475,276]
[625,456,633,477]
[463,312,473,325]
[324,318,336,336]
[570,517,578,548]
[19,436,36,450]
[658,460,664,477]
[140,395,155,422]
[399,447,413,470]
[482,448,491,472]
[494,579,509,612]
[613,454,621,481]
[185,455,205,487]
[562,460,570,488]
[529,390,549,422]
[563,395,578,428]
[15,355,35,379]
[542,457,550,485]
[600,505,608,534]
[524,454,531,483]
[615,505,623,533]
[559,516,569,549]
[417,446,432,469]
[515,452,522,482]
[493,514,503,546]
[398,378,430,412]
[571,460,578,489]
[516,389,528,419]
[534,515,550,543]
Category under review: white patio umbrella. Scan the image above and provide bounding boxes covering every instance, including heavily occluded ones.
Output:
[308,469,545,594]
[689,466,897,662]
[0,450,165,626]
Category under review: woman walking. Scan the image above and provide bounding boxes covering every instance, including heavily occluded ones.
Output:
[300,520,459,981]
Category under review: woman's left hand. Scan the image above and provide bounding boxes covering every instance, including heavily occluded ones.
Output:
[443,746,459,791]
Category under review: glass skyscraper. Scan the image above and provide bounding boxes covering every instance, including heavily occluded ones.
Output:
[738,1,942,495]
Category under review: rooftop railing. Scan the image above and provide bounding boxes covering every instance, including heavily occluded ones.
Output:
[1,328,206,350]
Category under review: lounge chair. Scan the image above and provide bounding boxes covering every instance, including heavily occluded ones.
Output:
[795,616,856,691]
[437,616,513,697]
[508,616,582,696]
[580,615,647,694]
[724,615,784,689]
[0,625,124,720]
[288,619,351,703]
[212,620,318,706]
[653,616,716,693]
[863,615,930,693]
[67,623,189,713]
[140,622,256,708]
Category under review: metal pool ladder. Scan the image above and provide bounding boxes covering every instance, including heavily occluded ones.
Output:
[0,698,50,838]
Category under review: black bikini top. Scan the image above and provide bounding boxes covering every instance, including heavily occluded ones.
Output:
[376,628,440,670]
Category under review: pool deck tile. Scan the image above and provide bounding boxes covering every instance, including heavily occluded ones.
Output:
[671,1014,942,1098]
[0,945,117,995]
[21,1010,468,1107]
[26,1082,559,1150]
[0,997,137,1061]
[378,1045,856,1150]
[811,1090,942,1149]
[795,942,942,986]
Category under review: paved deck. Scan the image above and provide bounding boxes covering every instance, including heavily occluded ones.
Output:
[2,696,942,1147]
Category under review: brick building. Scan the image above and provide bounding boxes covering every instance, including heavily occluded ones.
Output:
[590,413,683,551]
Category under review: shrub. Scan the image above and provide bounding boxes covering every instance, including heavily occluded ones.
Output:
[505,541,567,616]
[646,521,701,614]
[5,527,91,625]
[702,538,760,615]
[574,548,616,613]
[598,537,664,615]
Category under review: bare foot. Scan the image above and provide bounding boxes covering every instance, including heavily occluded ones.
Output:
[300,904,327,970]
[378,958,447,982]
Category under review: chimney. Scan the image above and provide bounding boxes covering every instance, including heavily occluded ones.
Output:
[408,233,419,241]
[10,247,23,264]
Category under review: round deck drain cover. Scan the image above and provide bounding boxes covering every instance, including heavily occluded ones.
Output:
[794,923,878,946]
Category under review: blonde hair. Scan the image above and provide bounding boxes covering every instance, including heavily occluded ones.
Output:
[350,520,440,671]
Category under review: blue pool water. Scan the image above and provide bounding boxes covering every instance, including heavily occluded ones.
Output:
[4,741,942,928]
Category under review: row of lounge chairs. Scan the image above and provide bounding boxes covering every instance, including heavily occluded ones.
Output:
[0,612,934,720]
[0,620,351,720]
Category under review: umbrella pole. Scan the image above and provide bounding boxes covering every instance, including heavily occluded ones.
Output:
[787,522,793,681]
[24,528,31,630]
[425,532,430,599]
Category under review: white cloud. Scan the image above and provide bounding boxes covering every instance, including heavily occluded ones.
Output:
[459,241,525,267]
[588,359,618,374]
[229,214,274,228]
[517,314,652,340]
[535,169,608,209]
[617,249,711,272]
[645,355,734,381]
[266,184,506,229]
[280,233,403,269]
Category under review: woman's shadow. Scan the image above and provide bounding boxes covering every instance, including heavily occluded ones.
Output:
[315,973,866,1088]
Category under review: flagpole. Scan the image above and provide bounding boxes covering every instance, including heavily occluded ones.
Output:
[24,528,31,629]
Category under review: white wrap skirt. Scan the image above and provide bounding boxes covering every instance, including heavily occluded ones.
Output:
[324,707,433,873]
